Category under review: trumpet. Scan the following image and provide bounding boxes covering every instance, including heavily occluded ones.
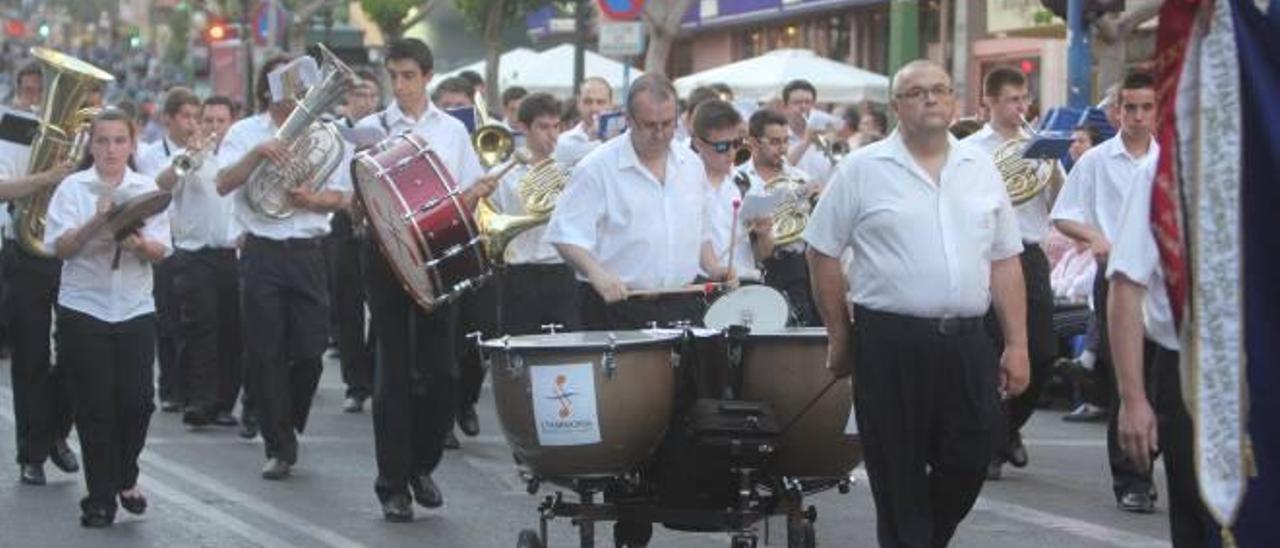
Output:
[172,131,217,178]
[815,132,851,166]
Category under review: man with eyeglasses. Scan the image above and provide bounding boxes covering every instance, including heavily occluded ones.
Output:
[1051,71,1162,514]
[960,67,1065,481]
[805,60,1029,547]
[737,108,820,325]
[690,99,767,283]
[553,76,615,168]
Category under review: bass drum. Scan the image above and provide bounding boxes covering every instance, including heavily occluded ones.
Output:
[739,327,861,479]
[484,330,680,483]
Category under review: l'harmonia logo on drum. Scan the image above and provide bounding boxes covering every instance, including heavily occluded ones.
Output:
[531,364,602,446]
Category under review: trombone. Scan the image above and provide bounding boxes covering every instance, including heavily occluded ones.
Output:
[471,91,515,168]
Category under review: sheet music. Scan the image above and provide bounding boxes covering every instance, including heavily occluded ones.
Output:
[738,189,785,222]
[338,124,387,148]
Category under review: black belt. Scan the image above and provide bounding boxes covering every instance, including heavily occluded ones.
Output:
[506,263,568,274]
[244,234,322,250]
[854,305,985,337]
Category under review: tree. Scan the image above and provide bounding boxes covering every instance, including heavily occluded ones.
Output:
[639,0,696,77]
[360,0,440,41]
[454,0,551,113]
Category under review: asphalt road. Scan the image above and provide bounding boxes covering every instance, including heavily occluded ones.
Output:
[0,354,1172,547]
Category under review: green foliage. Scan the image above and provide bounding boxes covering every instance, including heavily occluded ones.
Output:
[360,0,421,38]
[454,0,551,30]
[166,8,193,65]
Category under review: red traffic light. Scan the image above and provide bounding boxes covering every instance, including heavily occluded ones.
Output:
[208,25,227,40]
[205,20,236,42]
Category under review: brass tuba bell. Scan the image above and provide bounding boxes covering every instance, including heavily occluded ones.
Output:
[15,47,115,257]
[471,90,514,169]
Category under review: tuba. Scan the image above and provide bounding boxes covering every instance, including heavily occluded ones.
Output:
[471,90,515,169]
[764,175,812,247]
[994,119,1056,206]
[242,44,355,219]
[473,154,568,265]
[15,48,115,257]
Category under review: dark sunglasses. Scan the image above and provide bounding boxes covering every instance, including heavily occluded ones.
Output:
[699,136,745,154]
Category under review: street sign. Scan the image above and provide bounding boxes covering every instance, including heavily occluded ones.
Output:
[597,0,644,20]
[598,21,645,58]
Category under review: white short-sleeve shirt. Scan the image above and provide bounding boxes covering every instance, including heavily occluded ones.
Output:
[1050,134,1159,242]
[355,99,484,191]
[216,112,353,240]
[702,173,761,281]
[44,168,172,322]
[553,123,602,168]
[0,106,37,238]
[134,135,179,178]
[1105,162,1177,351]
[545,134,712,290]
[803,131,1024,318]
[960,123,1064,244]
[490,160,562,265]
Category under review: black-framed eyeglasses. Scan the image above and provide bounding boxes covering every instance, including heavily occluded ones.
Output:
[894,84,954,102]
[699,136,745,154]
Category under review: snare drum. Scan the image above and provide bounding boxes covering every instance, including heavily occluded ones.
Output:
[484,330,680,481]
[353,133,490,312]
[703,285,790,330]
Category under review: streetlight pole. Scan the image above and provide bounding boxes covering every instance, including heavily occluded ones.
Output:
[242,0,254,111]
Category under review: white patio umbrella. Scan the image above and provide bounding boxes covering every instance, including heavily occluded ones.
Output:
[431,47,541,93]
[514,44,644,99]
[674,49,889,104]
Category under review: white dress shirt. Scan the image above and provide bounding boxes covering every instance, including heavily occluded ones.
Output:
[1051,134,1160,242]
[803,131,1024,318]
[490,160,562,265]
[546,134,712,290]
[702,173,760,281]
[134,135,179,177]
[216,112,353,240]
[44,168,172,323]
[355,99,484,191]
[136,135,238,250]
[789,130,833,184]
[960,123,1065,243]
[553,123,602,168]
[1105,162,1177,351]
[0,105,36,239]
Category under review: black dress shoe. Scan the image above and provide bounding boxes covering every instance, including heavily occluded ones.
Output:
[1005,434,1029,468]
[382,493,414,522]
[19,464,45,485]
[458,405,480,437]
[212,412,239,427]
[408,474,443,508]
[443,430,460,450]
[50,440,80,473]
[1117,491,1156,513]
[80,508,114,528]
[342,396,364,413]
[119,492,148,515]
[261,458,292,480]
[239,413,260,440]
[183,408,211,428]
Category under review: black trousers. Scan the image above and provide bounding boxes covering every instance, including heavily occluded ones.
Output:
[762,250,822,327]
[852,306,1001,548]
[2,243,72,466]
[154,256,181,404]
[456,281,498,409]
[1144,342,1213,548]
[56,308,155,515]
[579,282,706,330]
[1094,261,1154,497]
[326,214,372,400]
[498,264,582,336]
[240,236,330,464]
[173,248,243,417]
[985,244,1057,447]
[361,238,456,503]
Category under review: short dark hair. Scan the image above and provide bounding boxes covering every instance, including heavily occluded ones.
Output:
[385,38,434,75]
[459,70,484,89]
[983,67,1027,98]
[685,86,721,119]
[255,55,291,112]
[692,99,742,138]
[355,67,381,89]
[16,61,40,84]
[748,108,788,138]
[625,74,676,117]
[162,86,200,117]
[709,82,733,100]
[1073,124,1101,146]
[782,79,817,104]
[516,92,560,126]
[860,109,887,133]
[433,76,474,101]
[948,118,983,139]
[1116,71,1156,105]
[203,95,239,118]
[501,86,528,106]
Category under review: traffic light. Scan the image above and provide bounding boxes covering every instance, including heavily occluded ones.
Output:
[205,19,237,43]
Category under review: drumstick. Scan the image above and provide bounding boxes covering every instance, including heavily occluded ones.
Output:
[725,198,741,281]
[627,282,725,300]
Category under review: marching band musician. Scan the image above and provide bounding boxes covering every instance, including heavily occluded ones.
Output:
[736,108,821,325]
[781,79,835,185]
[214,55,353,481]
[805,60,1029,547]
[489,92,582,335]
[690,99,766,283]
[553,76,614,168]
[135,86,201,417]
[152,95,243,430]
[959,67,1065,479]
[1050,72,1161,513]
[547,73,732,332]
[0,61,81,487]
[351,38,497,522]
[45,107,171,527]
